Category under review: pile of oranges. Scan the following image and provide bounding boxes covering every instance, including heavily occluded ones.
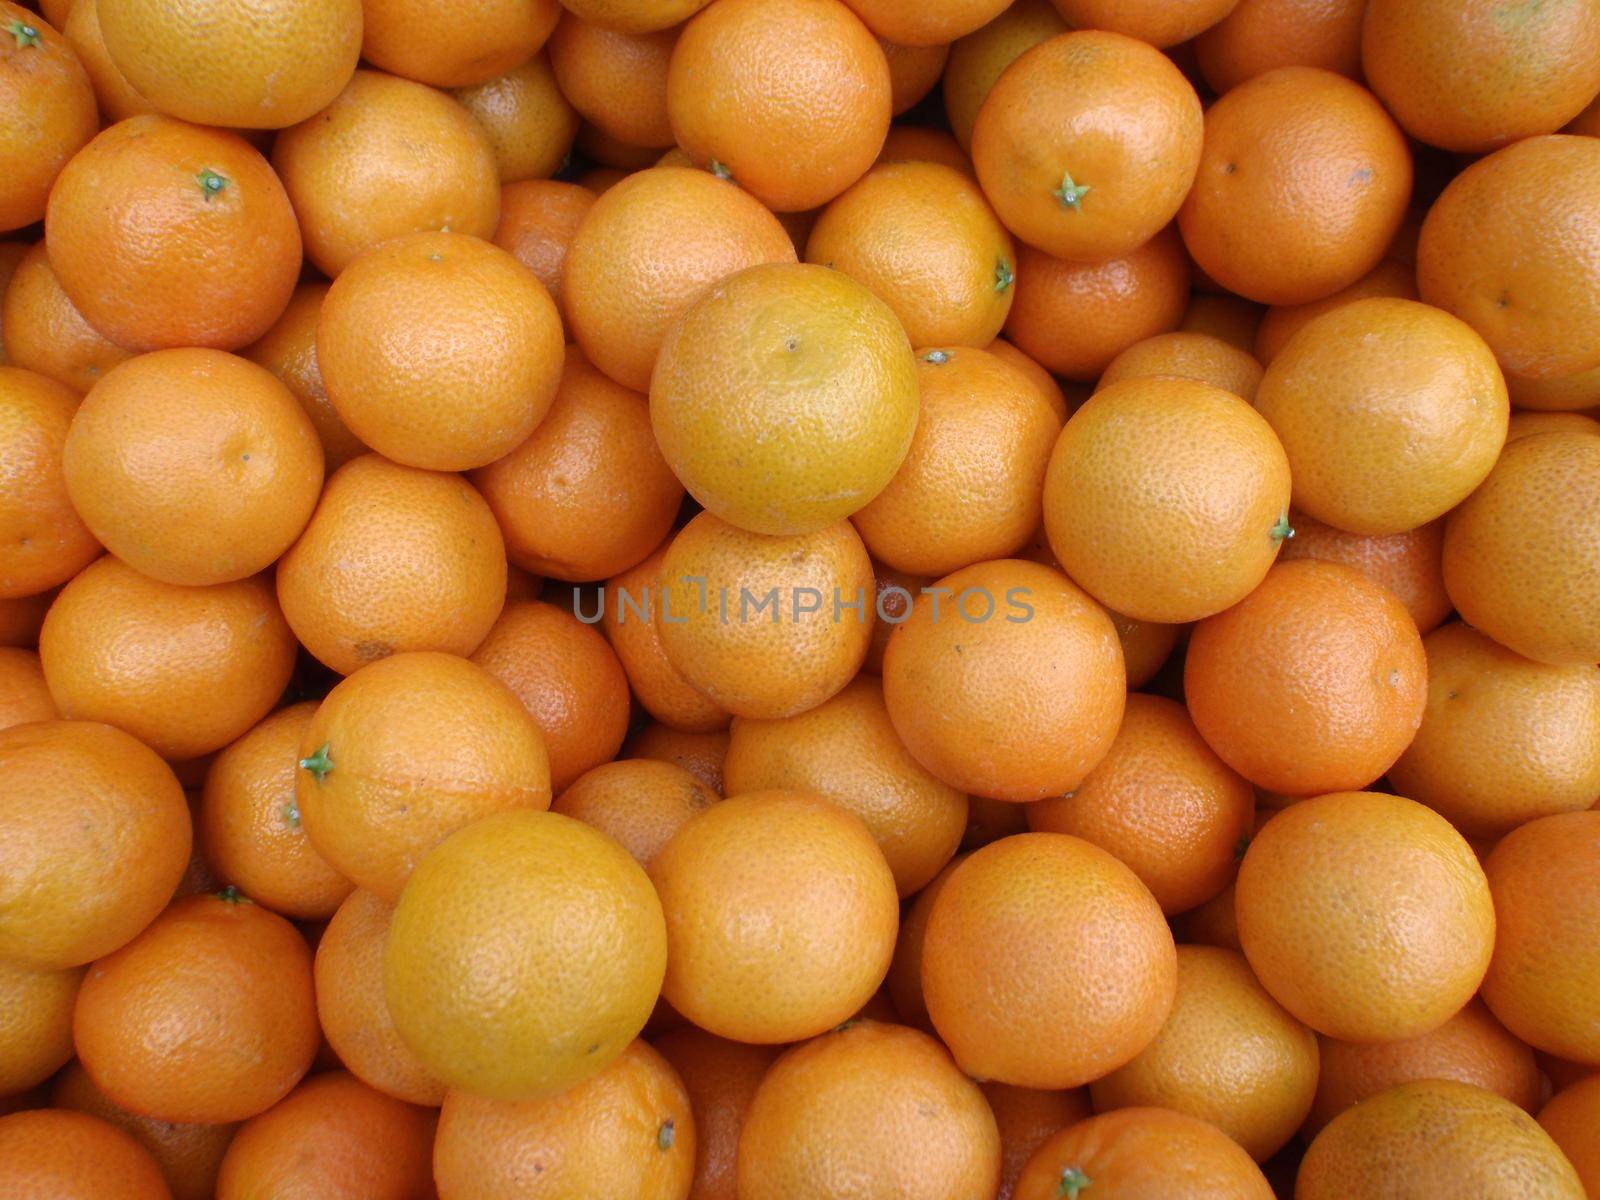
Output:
[4,0,1600,1196]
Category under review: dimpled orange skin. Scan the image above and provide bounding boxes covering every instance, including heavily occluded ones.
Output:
[1044,377,1292,624]
[433,1039,694,1200]
[1,243,132,392]
[846,0,1009,44]
[1054,0,1242,46]
[880,37,946,113]
[1002,228,1191,381]
[1193,0,1363,93]
[651,263,917,536]
[549,16,675,147]
[652,1027,779,1200]
[1508,410,1600,440]
[981,1083,1091,1200]
[923,833,1176,1089]
[1235,792,1495,1042]
[317,231,563,473]
[557,0,709,32]
[1012,1107,1276,1200]
[0,720,190,968]
[972,32,1202,263]
[986,337,1068,420]
[552,759,718,869]
[1418,136,1600,380]
[0,1109,172,1200]
[1278,511,1450,634]
[1507,365,1600,412]
[384,810,667,1102]
[1298,1080,1585,1200]
[275,454,507,676]
[314,889,447,1107]
[737,1021,1001,1200]
[1183,560,1426,796]
[1362,0,1600,154]
[491,180,595,324]
[666,0,891,212]
[1180,291,1264,353]
[883,558,1125,802]
[1388,623,1600,839]
[450,54,577,185]
[1179,68,1412,306]
[361,0,559,88]
[1481,812,1600,1063]
[565,168,796,393]
[943,0,1066,152]
[627,723,729,795]
[1253,256,1418,365]
[602,546,731,735]
[724,675,968,896]
[40,559,297,761]
[0,2,97,233]
[657,514,875,721]
[296,651,551,901]
[63,349,324,586]
[1026,695,1254,916]
[648,790,900,1044]
[807,163,1016,349]
[62,0,159,122]
[0,367,99,599]
[74,893,319,1125]
[0,956,80,1094]
[1442,431,1600,665]
[1098,331,1264,401]
[0,646,56,731]
[1305,998,1540,1137]
[1540,1074,1600,1197]
[272,71,501,278]
[854,347,1062,578]
[45,117,302,352]
[243,282,368,470]
[1089,946,1318,1162]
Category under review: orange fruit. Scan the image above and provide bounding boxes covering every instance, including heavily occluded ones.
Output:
[982,1082,1092,1200]
[491,179,595,323]
[385,809,666,1099]
[853,345,1060,577]
[883,558,1125,801]
[272,70,501,278]
[1508,409,1600,439]
[1098,330,1263,401]
[861,561,930,675]
[882,850,962,1031]
[1277,510,1450,634]
[314,888,447,1107]
[296,650,551,900]
[215,1071,435,1200]
[0,239,26,352]
[807,163,1015,349]
[1089,945,1318,1161]
[565,168,795,393]
[1003,227,1191,381]
[602,546,730,735]
[1180,67,1411,306]
[433,1038,694,1199]
[877,126,971,174]
[0,957,80,1094]
[881,37,948,112]
[557,0,709,33]
[1418,135,1600,380]
[0,590,51,648]
[1108,611,1181,689]
[1055,0,1242,46]
[0,720,189,968]
[0,242,132,392]
[0,366,98,599]
[46,116,302,352]
[1235,791,1495,1041]
[63,349,324,585]
[1306,998,1540,1136]
[737,1021,1001,1199]
[0,2,97,233]
[75,891,319,1124]
[552,759,718,868]
[723,674,966,896]
[1540,1074,1600,1197]
[549,15,674,148]
[1013,1106,1273,1199]
[275,454,507,676]
[1179,291,1264,351]
[0,645,55,731]
[451,53,577,183]
[1043,376,1291,623]
[1184,559,1426,795]
[627,723,729,794]
[650,791,898,1042]
[985,336,1069,419]
[1442,431,1600,665]
[1026,695,1254,916]
[972,31,1202,262]
[942,0,1066,152]
[0,1109,171,1200]
[1505,361,1600,411]
[317,230,562,473]
[656,514,875,720]
[922,832,1176,1088]
[1193,0,1364,93]
[845,0,1008,43]
[1362,0,1600,153]
[666,0,891,212]
[1481,811,1600,1063]
[360,0,559,88]
[652,1027,779,1200]
[1252,257,1419,365]
[651,262,917,534]
[51,1062,234,1200]
[1298,1079,1584,1199]
[1389,623,1600,839]
[60,0,155,122]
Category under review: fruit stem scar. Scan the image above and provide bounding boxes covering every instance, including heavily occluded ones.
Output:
[1270,512,1295,542]
[282,802,301,828]
[299,743,334,782]
[196,169,230,200]
[7,19,41,46]
[218,885,250,905]
[657,1118,675,1150]
[923,349,951,364]
[994,258,1014,292]
[710,159,734,181]
[1058,1166,1092,1197]
[1053,170,1090,211]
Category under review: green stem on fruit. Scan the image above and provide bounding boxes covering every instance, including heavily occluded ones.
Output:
[282,802,301,828]
[196,169,229,200]
[218,886,251,905]
[994,258,1014,292]
[923,349,951,365]
[1270,512,1294,542]
[299,743,333,783]
[7,19,41,46]
[709,159,734,181]
[1052,170,1090,211]
[657,1119,675,1150]
[1058,1167,1092,1198]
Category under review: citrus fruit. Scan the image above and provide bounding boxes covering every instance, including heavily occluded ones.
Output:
[0,2,97,233]
[1252,256,1418,365]
[942,0,1065,152]
[361,0,560,88]
[1276,511,1451,634]
[490,179,595,322]
[451,54,578,183]
[652,1027,779,1200]
[1193,0,1365,94]
[0,645,55,731]
[557,0,709,33]
[881,36,947,112]
[60,0,157,121]
[626,723,729,794]
[0,241,132,392]
[1051,0,1243,47]
[0,1109,171,1200]
[548,15,674,148]
[0,957,80,1094]
[981,1082,1092,1200]
[1097,330,1264,401]
[552,758,718,868]
[0,366,99,599]
[1539,1074,1600,1198]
